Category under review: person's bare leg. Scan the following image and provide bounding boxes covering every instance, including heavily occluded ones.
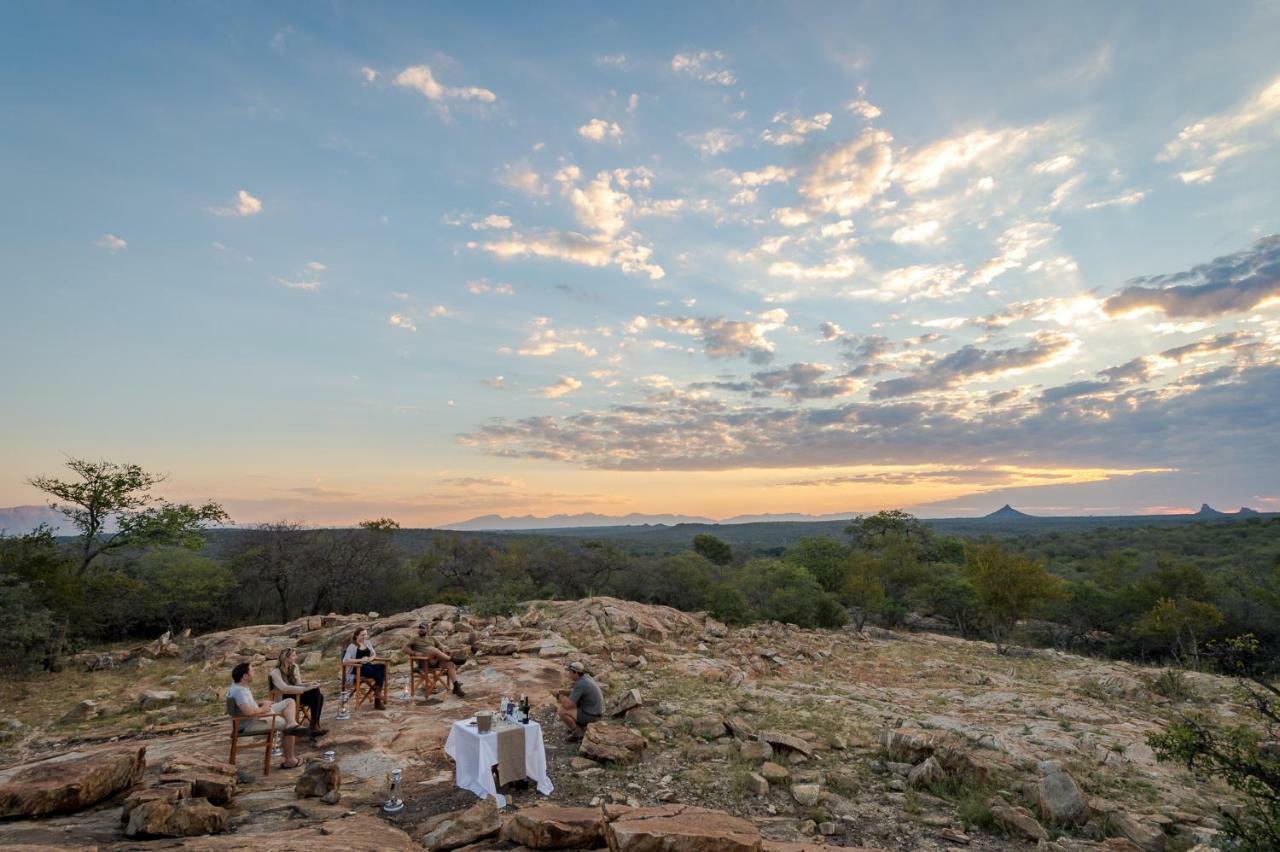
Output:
[281,698,299,728]
[283,734,297,766]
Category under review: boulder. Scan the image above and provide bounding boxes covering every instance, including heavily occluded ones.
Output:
[760,730,814,757]
[581,722,648,764]
[476,639,519,656]
[294,759,341,800]
[1036,761,1087,825]
[1111,813,1166,852]
[791,784,821,807]
[159,756,237,806]
[609,688,643,717]
[420,798,501,851]
[606,804,761,852]
[739,740,773,762]
[501,805,606,849]
[690,715,728,739]
[907,756,945,789]
[0,746,145,818]
[125,797,229,838]
[60,699,100,723]
[139,689,179,710]
[121,782,190,821]
[725,716,755,739]
[761,762,790,783]
[878,729,934,763]
[745,772,769,797]
[988,797,1048,842]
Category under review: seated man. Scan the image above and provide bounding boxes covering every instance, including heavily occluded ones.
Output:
[404,621,465,697]
[555,660,603,740]
[227,661,315,769]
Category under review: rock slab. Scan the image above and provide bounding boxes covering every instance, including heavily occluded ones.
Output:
[0,746,145,818]
[420,798,501,851]
[582,722,648,764]
[501,805,606,849]
[125,797,229,838]
[606,804,761,852]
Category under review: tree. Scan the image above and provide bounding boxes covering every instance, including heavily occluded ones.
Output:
[841,551,887,630]
[359,517,400,531]
[692,534,733,566]
[965,541,1063,654]
[1149,635,1280,850]
[784,537,849,593]
[846,509,932,552]
[1136,596,1224,667]
[229,521,308,623]
[29,457,229,575]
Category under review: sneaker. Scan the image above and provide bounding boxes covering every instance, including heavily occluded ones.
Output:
[452,681,466,697]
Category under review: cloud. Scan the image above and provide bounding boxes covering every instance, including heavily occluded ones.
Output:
[771,207,811,227]
[768,256,860,281]
[846,98,881,120]
[799,129,894,215]
[671,50,736,85]
[467,279,515,295]
[1103,234,1280,318]
[394,64,496,104]
[1159,72,1280,177]
[388,314,417,332]
[360,66,379,84]
[439,476,522,488]
[1085,190,1146,210]
[968,221,1058,288]
[686,129,741,157]
[578,118,623,142]
[1032,155,1076,175]
[276,277,319,291]
[891,219,942,245]
[596,54,627,68]
[651,309,788,363]
[95,234,126,252]
[750,362,860,400]
[870,332,1077,399]
[541,376,582,398]
[893,125,1041,194]
[481,376,506,389]
[472,230,664,279]
[211,189,263,217]
[731,166,793,187]
[819,322,845,340]
[471,214,513,230]
[761,112,832,146]
[852,263,968,301]
[500,162,544,196]
[503,318,598,358]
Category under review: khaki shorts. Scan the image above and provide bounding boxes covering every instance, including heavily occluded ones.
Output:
[238,700,293,735]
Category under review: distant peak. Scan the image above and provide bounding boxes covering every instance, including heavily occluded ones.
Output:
[1194,503,1226,516]
[983,504,1033,520]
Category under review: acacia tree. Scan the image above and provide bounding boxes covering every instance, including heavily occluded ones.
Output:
[29,458,229,575]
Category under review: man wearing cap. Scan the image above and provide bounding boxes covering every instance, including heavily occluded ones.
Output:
[555,660,603,739]
[404,621,465,697]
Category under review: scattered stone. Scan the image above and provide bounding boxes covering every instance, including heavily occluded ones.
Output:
[740,739,773,761]
[61,699,100,723]
[1036,760,1088,825]
[139,689,179,710]
[121,783,189,822]
[609,688,643,717]
[125,797,228,838]
[159,756,237,806]
[501,804,606,849]
[690,715,727,739]
[791,784,821,807]
[760,730,815,757]
[878,729,935,764]
[1111,812,1166,852]
[988,796,1048,842]
[726,716,755,739]
[569,756,599,771]
[939,827,971,844]
[419,798,501,851]
[294,759,341,800]
[761,762,790,783]
[744,771,770,797]
[581,722,648,764]
[908,756,945,789]
[0,746,146,818]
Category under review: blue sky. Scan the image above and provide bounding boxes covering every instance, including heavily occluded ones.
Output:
[2,2,1278,525]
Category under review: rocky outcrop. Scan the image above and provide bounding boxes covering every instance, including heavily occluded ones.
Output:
[175,814,418,850]
[988,797,1048,842]
[159,756,237,806]
[125,797,228,838]
[605,804,761,852]
[294,759,341,802]
[0,747,145,818]
[581,722,648,764]
[1036,760,1087,825]
[760,730,814,757]
[419,798,501,851]
[501,805,606,849]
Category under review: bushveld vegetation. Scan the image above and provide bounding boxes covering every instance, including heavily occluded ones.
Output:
[2,458,1278,674]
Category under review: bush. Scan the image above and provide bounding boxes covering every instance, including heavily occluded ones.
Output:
[0,574,54,668]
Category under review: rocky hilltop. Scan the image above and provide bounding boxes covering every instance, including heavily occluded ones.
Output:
[0,597,1244,850]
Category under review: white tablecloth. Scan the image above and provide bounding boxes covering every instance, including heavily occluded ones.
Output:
[443,718,553,807]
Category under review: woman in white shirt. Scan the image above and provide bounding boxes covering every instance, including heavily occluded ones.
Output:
[342,626,387,710]
[269,648,327,736]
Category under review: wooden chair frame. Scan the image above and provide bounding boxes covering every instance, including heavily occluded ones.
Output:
[408,654,448,701]
[341,658,389,713]
[229,712,283,777]
[269,689,312,728]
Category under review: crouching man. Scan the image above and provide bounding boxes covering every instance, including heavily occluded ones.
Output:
[554,660,603,741]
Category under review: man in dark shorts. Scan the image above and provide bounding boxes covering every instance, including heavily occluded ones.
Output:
[555,660,603,740]
[404,621,465,697]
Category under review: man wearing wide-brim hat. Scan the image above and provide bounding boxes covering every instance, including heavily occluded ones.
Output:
[554,660,604,740]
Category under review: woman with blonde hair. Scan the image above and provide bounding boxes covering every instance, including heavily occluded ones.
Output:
[269,647,328,736]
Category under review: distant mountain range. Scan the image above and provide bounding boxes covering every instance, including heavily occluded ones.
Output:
[0,505,67,534]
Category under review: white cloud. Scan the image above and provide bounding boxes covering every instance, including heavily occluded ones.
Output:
[627,93,639,113]
[893,125,1041,194]
[561,170,634,236]
[819,321,845,339]
[855,263,968,301]
[596,54,627,68]
[277,277,319,291]
[768,256,860,281]
[761,112,832,146]
[472,231,664,279]
[1048,174,1085,209]
[505,319,598,358]
[1085,189,1146,210]
[846,98,881,120]
[891,219,943,245]
[732,165,793,187]
[969,221,1058,289]
[1032,154,1076,175]
[799,128,894,215]
[427,305,450,318]
[360,66,379,84]
[305,261,326,271]
[578,118,623,142]
[541,376,582,398]
[95,234,126,252]
[467,279,515,295]
[388,313,417,332]
[1159,73,1280,176]
[500,162,544,196]
[671,50,736,85]
[686,128,741,157]
[394,64,496,104]
[771,207,811,227]
[211,189,263,217]
[471,214,513,230]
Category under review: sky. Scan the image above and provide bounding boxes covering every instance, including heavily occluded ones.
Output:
[1,2,1279,526]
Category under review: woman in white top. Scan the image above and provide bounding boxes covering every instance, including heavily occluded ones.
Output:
[342,626,387,710]
[269,648,327,736]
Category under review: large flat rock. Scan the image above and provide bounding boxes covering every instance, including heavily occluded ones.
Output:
[0,746,145,818]
[606,804,761,852]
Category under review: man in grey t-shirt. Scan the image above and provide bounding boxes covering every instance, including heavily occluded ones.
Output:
[555,660,603,739]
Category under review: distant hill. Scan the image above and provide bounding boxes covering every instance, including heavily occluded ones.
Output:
[982,504,1034,520]
[1194,503,1227,517]
[445,512,717,531]
[1238,506,1262,516]
[0,505,68,534]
